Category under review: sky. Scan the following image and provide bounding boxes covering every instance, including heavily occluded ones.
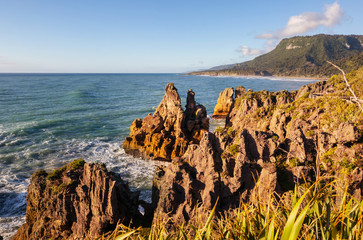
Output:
[0,0,362,73]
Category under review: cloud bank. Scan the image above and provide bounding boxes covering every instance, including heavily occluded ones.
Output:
[258,2,344,40]
[241,2,344,57]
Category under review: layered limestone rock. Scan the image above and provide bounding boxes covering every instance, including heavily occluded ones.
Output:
[152,131,282,226]
[12,160,145,240]
[226,89,297,132]
[153,76,363,226]
[123,83,209,161]
[212,86,246,119]
[212,87,234,118]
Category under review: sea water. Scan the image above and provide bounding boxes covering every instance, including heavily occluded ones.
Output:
[0,73,316,238]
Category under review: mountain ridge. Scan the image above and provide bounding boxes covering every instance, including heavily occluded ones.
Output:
[189,34,363,78]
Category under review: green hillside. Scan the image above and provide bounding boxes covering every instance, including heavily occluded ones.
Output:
[189,34,363,78]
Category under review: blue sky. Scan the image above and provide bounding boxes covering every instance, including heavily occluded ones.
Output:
[0,0,362,73]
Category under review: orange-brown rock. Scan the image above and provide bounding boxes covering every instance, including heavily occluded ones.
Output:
[123,83,209,161]
[151,77,363,227]
[12,160,145,240]
[152,131,283,227]
[212,87,234,118]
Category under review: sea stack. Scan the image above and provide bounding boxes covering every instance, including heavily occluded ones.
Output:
[123,83,209,161]
[12,160,145,240]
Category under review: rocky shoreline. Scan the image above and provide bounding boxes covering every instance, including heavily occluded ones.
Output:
[12,72,363,239]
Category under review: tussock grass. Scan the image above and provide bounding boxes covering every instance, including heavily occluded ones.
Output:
[101,177,363,240]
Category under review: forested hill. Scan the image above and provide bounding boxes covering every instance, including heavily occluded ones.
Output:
[189,34,363,78]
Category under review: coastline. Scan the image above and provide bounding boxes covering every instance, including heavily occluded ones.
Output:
[186,72,326,81]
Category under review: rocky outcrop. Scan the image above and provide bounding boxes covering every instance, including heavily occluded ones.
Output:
[212,86,247,119]
[295,80,333,99]
[152,77,363,226]
[123,83,209,161]
[152,131,282,226]
[12,160,145,240]
[212,87,234,118]
[226,89,296,132]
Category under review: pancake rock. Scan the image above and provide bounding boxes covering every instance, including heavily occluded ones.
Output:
[12,160,145,240]
[153,76,363,226]
[123,83,209,161]
[212,86,246,119]
[152,131,282,226]
[212,87,234,118]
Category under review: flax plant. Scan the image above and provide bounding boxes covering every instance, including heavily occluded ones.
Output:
[103,177,363,240]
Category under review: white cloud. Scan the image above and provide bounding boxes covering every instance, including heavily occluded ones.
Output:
[239,2,344,59]
[257,2,344,40]
[241,46,265,56]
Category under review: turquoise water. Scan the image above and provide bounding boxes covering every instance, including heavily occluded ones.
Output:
[0,73,316,238]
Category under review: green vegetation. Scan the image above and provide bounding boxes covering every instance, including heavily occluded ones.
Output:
[321,147,337,167]
[214,127,223,133]
[319,96,362,131]
[228,144,239,156]
[46,159,85,181]
[32,169,47,178]
[226,127,237,137]
[71,158,85,170]
[339,158,356,174]
[47,166,67,181]
[306,130,315,137]
[101,178,363,240]
[190,34,363,78]
[52,182,67,194]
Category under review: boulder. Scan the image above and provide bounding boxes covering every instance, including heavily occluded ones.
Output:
[334,122,359,144]
[234,86,246,99]
[123,83,209,161]
[12,160,145,240]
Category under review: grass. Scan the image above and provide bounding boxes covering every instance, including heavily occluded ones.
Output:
[71,158,85,170]
[101,177,363,240]
[228,144,239,156]
[46,166,67,181]
[46,159,86,182]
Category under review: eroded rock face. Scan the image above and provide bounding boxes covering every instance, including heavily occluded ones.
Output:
[152,131,282,226]
[226,89,296,132]
[152,79,363,226]
[212,87,234,118]
[12,160,144,240]
[123,83,209,161]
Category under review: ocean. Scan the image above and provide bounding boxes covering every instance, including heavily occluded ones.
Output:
[0,73,316,239]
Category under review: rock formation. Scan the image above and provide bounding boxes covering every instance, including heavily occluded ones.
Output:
[12,159,145,240]
[123,83,209,161]
[212,87,234,118]
[152,75,363,226]
[152,130,283,226]
[212,86,247,119]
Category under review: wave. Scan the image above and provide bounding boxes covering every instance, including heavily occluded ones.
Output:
[0,137,164,238]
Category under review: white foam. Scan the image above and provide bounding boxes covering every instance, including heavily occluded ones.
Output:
[0,137,167,238]
[0,216,25,240]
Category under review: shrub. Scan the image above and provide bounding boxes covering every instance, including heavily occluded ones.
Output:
[228,144,239,156]
[47,166,66,181]
[214,127,223,133]
[71,158,85,170]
